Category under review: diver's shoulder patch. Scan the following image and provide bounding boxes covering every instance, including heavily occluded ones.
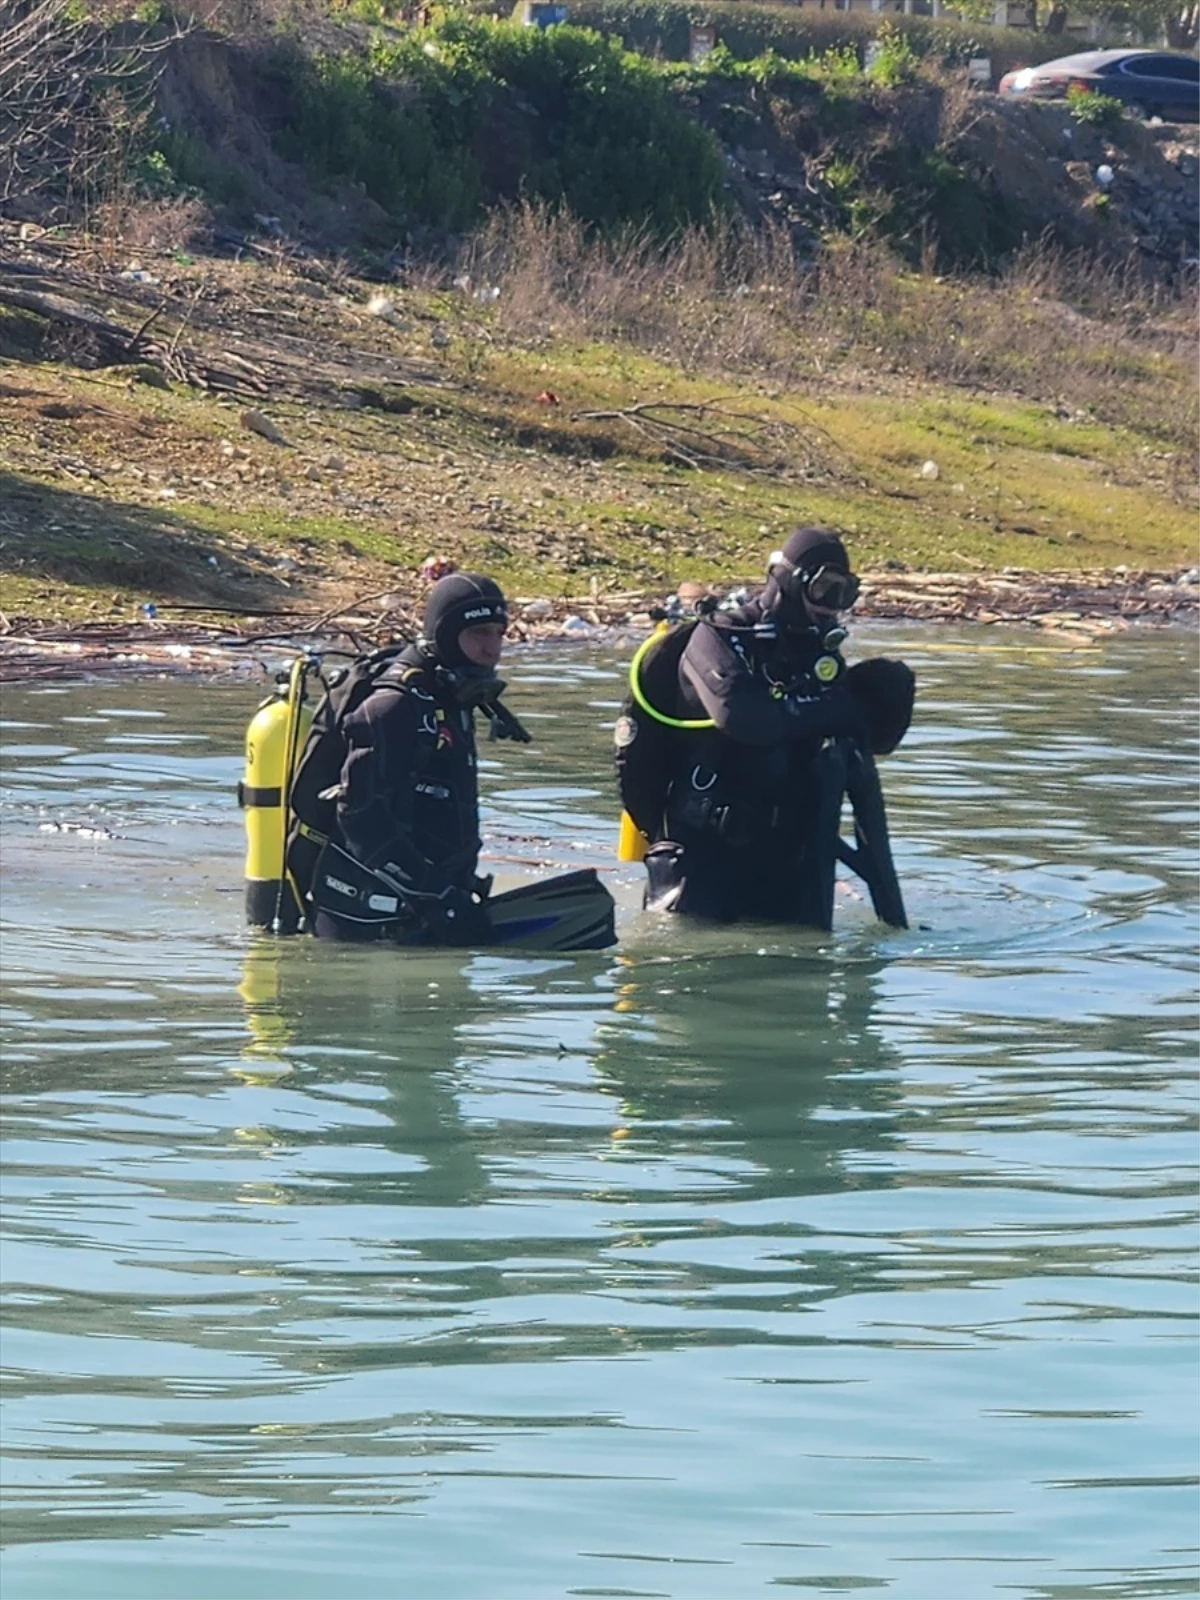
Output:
[613,715,638,749]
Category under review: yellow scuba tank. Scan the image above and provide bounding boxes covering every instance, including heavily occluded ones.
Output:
[240,655,316,931]
[616,616,715,863]
[617,619,665,862]
[617,810,647,864]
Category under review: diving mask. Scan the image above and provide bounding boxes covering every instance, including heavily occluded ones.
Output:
[803,564,860,613]
[767,551,860,616]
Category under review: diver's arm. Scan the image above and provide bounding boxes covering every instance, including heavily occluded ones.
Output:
[679,625,863,747]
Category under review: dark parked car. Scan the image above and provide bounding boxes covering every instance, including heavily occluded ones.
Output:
[998,49,1200,122]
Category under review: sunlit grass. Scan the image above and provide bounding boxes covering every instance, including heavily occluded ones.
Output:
[2,222,1194,624]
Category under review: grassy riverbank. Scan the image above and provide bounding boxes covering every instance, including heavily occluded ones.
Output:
[1,6,1196,630]
[1,222,1195,632]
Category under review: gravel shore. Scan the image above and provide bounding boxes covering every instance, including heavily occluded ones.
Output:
[1,566,1195,682]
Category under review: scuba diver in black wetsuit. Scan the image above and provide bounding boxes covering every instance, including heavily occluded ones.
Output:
[307,572,512,946]
[275,568,614,952]
[620,526,915,926]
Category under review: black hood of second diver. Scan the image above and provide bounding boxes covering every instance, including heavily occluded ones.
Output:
[762,526,851,633]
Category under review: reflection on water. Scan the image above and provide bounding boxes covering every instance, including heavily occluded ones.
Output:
[1,627,1197,1600]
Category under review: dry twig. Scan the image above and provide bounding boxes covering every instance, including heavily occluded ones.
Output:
[569,399,818,476]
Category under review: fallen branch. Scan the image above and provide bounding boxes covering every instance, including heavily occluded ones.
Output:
[0,281,146,358]
[569,399,817,476]
[0,276,284,397]
[297,588,420,637]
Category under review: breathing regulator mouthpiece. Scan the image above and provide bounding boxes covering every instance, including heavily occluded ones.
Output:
[441,666,505,709]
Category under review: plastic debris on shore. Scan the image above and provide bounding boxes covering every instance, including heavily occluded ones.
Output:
[39,822,116,840]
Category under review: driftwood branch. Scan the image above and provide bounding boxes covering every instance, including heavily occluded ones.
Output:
[0,276,272,396]
[569,399,825,477]
[0,281,143,354]
[128,298,169,348]
[298,589,421,637]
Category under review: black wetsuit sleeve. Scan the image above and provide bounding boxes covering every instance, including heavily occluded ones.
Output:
[337,688,434,886]
[679,624,862,748]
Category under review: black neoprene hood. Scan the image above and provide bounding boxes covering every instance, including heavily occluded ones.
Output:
[775,526,851,577]
[763,526,853,625]
[422,573,509,667]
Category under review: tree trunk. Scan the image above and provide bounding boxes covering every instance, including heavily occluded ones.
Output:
[1165,2,1198,49]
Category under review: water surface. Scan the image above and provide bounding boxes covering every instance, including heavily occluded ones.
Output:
[1,624,1197,1599]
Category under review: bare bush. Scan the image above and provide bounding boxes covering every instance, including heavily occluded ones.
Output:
[459,203,812,382]
[452,202,1197,462]
[0,0,179,216]
[91,192,209,255]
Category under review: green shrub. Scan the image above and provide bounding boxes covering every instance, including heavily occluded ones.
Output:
[270,16,726,234]
[274,43,484,228]
[1065,84,1124,128]
[816,40,863,82]
[901,148,1025,267]
[821,155,859,200]
[665,34,872,94]
[866,21,918,88]
[147,127,249,205]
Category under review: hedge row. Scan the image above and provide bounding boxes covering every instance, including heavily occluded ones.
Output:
[562,0,1078,77]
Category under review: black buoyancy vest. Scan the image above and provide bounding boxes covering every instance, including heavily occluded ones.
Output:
[285,645,432,904]
[289,647,415,838]
[615,611,849,843]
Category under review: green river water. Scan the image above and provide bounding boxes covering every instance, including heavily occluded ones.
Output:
[0,622,1196,1599]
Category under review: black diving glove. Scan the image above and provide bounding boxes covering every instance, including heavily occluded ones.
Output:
[481,698,533,744]
[785,685,867,743]
[374,840,482,899]
[418,885,493,947]
[844,658,916,755]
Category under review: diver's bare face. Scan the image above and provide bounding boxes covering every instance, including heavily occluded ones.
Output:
[458,622,506,670]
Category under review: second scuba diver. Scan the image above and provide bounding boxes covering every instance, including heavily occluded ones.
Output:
[615,526,915,925]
